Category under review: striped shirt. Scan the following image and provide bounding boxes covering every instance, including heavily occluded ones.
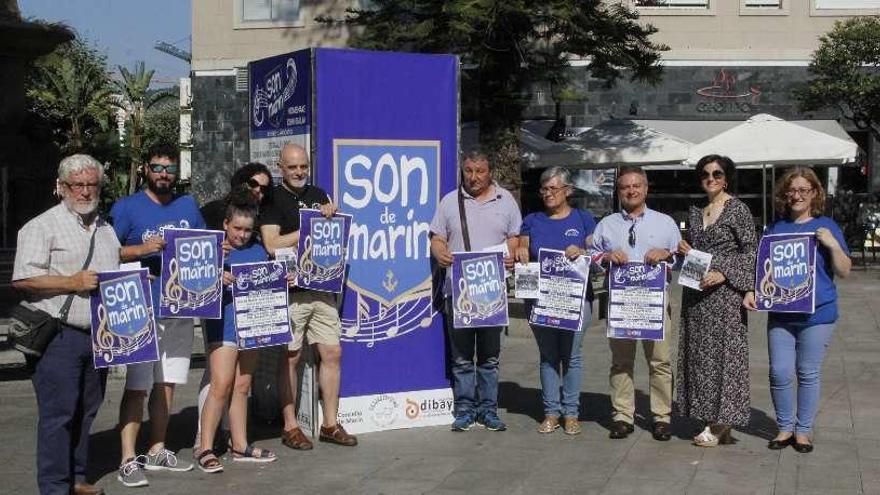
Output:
[13,203,121,329]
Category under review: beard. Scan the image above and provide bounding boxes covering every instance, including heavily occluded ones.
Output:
[147,176,174,195]
[64,197,99,216]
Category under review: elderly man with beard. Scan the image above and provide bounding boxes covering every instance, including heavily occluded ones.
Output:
[13,154,121,495]
[110,143,206,487]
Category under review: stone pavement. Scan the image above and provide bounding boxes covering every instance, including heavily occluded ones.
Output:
[1,270,879,494]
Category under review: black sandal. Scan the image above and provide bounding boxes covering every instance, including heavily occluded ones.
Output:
[197,449,224,473]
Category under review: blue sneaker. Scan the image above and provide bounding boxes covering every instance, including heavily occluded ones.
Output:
[451,412,476,431]
[477,411,507,431]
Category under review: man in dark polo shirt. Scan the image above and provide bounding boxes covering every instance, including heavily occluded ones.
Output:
[260,142,357,450]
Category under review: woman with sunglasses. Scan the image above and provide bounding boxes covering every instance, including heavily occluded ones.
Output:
[744,167,851,453]
[514,166,596,435]
[676,154,757,447]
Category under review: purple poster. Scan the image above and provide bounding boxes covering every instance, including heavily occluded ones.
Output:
[294,209,352,293]
[231,261,293,349]
[159,228,225,319]
[314,48,458,433]
[607,262,667,341]
[529,249,589,331]
[755,233,817,313]
[450,251,508,328]
[90,268,159,368]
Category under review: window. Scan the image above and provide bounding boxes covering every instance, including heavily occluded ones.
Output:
[811,0,880,15]
[740,0,788,15]
[235,0,301,28]
[635,0,709,6]
[744,0,781,6]
[632,0,715,15]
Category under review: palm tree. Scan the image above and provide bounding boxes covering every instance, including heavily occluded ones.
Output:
[113,61,175,193]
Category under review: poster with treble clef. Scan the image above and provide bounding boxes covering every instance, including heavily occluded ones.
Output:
[755,233,817,313]
[294,209,352,293]
[231,261,292,349]
[159,228,225,319]
[451,251,508,328]
[90,268,159,368]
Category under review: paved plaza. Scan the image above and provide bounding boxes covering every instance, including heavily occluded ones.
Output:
[1,269,879,494]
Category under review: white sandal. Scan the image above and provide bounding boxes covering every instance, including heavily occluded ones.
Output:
[693,426,719,447]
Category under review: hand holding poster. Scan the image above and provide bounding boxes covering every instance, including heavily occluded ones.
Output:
[607,262,667,341]
[295,209,352,293]
[90,268,159,368]
[755,233,817,313]
[678,249,712,291]
[529,249,589,331]
[232,261,293,349]
[451,251,508,328]
[160,229,225,318]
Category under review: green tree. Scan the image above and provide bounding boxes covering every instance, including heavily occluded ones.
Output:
[321,0,666,185]
[113,61,175,193]
[798,18,880,142]
[142,92,180,152]
[26,38,114,153]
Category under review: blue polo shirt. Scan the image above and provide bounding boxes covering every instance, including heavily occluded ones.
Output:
[765,216,848,326]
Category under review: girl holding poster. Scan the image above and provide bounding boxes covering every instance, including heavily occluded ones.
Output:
[515,167,597,436]
[676,155,757,448]
[197,193,277,472]
[744,167,851,453]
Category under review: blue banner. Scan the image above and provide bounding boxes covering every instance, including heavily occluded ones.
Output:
[607,262,667,341]
[755,233,817,313]
[248,49,311,170]
[529,249,589,331]
[451,251,508,328]
[90,268,159,368]
[159,229,225,319]
[231,261,293,349]
[314,48,458,432]
[295,210,352,293]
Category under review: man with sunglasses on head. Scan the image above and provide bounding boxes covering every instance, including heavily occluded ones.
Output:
[589,165,680,442]
[109,143,206,487]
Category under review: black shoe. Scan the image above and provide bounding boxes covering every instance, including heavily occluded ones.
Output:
[652,422,672,441]
[608,420,634,439]
[767,436,793,450]
[792,441,814,453]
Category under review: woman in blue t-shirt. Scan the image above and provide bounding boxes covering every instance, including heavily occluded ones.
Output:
[197,194,277,472]
[514,166,597,436]
[744,167,851,454]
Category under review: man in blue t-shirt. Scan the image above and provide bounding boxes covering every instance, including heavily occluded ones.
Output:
[110,143,206,487]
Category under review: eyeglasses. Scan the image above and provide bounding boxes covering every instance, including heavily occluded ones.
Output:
[539,185,568,196]
[628,223,636,248]
[246,178,270,193]
[63,182,99,192]
[786,187,814,197]
[148,163,180,175]
[699,170,725,180]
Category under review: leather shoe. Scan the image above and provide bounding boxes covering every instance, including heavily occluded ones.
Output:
[319,423,358,446]
[792,440,814,453]
[608,420,634,439]
[73,483,105,495]
[767,436,793,450]
[281,426,314,450]
[652,422,672,441]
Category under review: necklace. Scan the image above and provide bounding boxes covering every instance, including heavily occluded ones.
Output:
[704,194,728,219]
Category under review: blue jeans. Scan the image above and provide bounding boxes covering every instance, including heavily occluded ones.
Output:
[444,300,502,417]
[530,304,590,418]
[768,322,835,435]
[29,326,107,495]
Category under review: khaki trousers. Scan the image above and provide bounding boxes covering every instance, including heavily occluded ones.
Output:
[608,335,673,424]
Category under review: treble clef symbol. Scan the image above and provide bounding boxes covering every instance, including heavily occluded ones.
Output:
[164,258,183,313]
[299,235,314,284]
[456,277,474,325]
[758,258,776,309]
[96,304,116,363]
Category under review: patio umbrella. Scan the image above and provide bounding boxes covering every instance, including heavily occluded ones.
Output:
[565,119,691,168]
[683,113,858,166]
[461,122,587,169]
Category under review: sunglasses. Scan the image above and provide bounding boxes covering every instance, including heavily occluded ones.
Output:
[699,170,725,180]
[148,163,180,175]
[628,223,636,248]
[246,178,270,193]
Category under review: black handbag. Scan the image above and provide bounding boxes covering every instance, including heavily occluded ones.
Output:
[9,227,97,357]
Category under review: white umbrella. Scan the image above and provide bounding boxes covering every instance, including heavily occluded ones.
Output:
[565,119,691,168]
[461,123,586,169]
[684,113,858,166]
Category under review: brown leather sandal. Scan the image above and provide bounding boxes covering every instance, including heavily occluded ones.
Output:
[281,427,314,450]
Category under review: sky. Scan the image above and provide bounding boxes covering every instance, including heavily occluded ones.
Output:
[19,0,191,86]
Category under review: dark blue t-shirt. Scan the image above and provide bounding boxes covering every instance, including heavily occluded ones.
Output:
[765,216,849,326]
[110,191,207,311]
[205,242,268,345]
[521,208,597,300]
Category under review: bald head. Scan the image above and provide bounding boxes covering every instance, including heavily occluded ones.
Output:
[278,142,310,189]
